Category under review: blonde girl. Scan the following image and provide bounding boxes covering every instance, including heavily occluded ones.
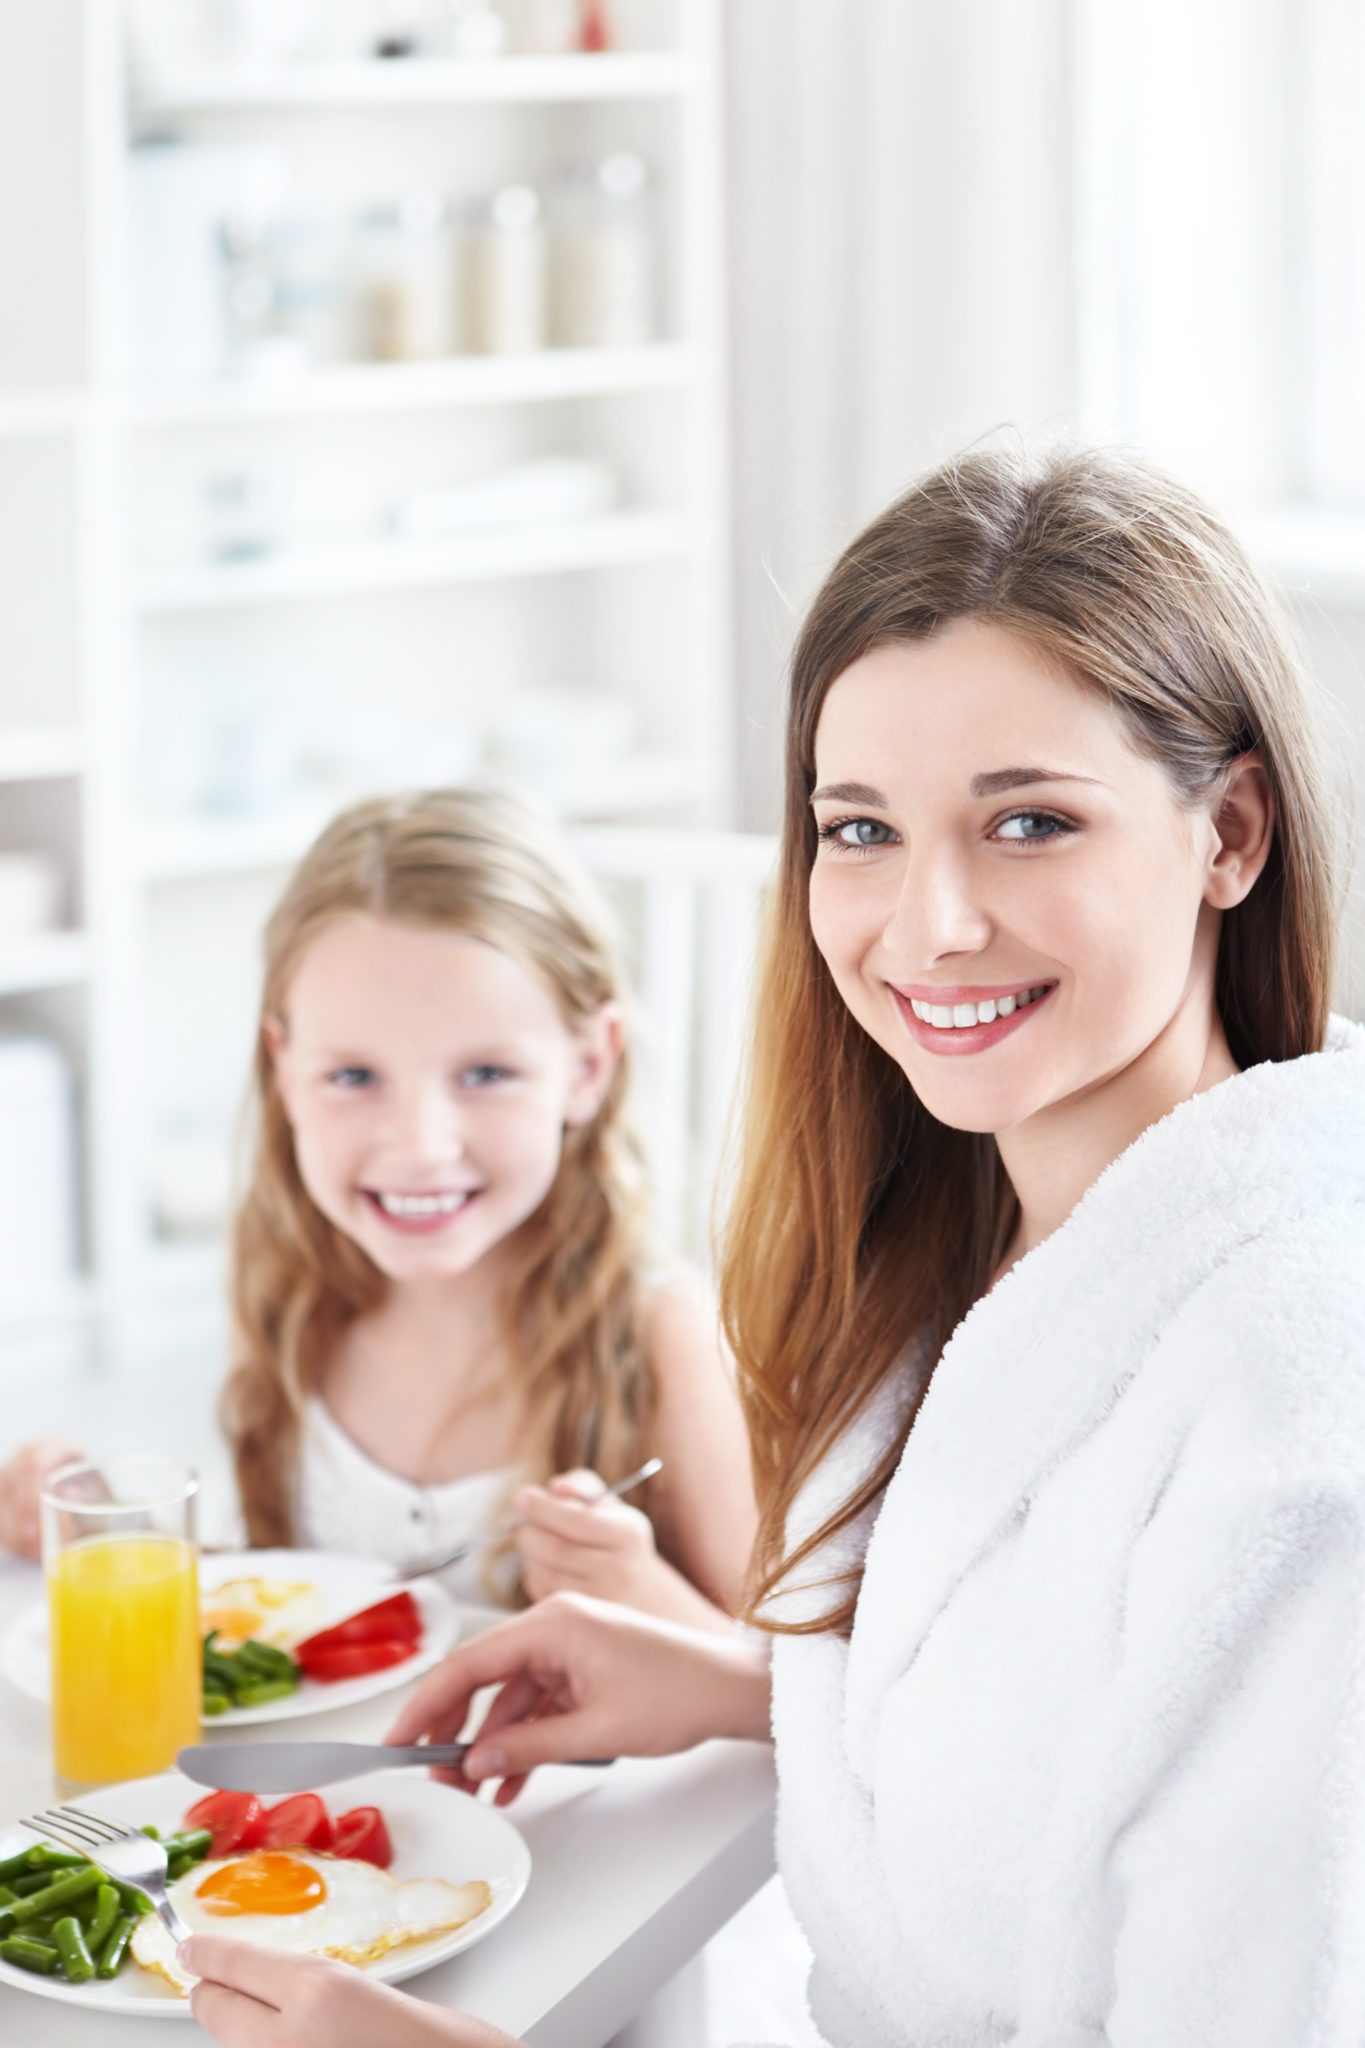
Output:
[221,785,752,1626]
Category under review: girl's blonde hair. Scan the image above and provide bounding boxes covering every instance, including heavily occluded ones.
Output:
[224,786,655,1557]
[721,441,1341,1640]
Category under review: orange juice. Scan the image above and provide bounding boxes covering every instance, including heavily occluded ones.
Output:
[48,1533,200,1785]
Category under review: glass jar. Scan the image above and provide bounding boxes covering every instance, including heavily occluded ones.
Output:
[466,185,549,354]
[552,152,655,349]
[355,191,457,360]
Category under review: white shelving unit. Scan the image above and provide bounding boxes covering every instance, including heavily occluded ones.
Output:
[0,0,732,1349]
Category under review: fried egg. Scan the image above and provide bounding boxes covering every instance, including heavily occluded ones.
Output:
[199,1576,326,1649]
[131,1851,492,1995]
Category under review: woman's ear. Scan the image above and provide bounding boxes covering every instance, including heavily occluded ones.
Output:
[564,1002,625,1128]
[1204,752,1275,910]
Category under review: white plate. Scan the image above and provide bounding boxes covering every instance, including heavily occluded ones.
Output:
[0,1765,529,2018]
[0,1549,461,1725]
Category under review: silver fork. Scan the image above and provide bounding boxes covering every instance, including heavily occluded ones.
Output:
[20,1805,193,1946]
[393,1455,664,1580]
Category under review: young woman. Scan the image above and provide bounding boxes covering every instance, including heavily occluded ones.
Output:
[184,444,1365,2048]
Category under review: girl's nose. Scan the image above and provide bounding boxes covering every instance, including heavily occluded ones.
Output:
[393,1085,464,1163]
[880,846,993,965]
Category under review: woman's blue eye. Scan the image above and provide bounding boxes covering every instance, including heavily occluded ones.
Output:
[817,816,893,851]
[461,1064,512,1087]
[994,810,1076,843]
[328,1065,376,1088]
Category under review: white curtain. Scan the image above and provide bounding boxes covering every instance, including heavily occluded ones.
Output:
[723,0,1080,826]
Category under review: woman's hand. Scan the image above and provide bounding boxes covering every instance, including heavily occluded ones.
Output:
[183,1937,520,2047]
[0,1438,84,1559]
[386,1590,772,1804]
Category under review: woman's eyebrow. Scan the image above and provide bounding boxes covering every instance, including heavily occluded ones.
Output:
[969,767,1106,797]
[810,780,889,806]
[810,770,1105,807]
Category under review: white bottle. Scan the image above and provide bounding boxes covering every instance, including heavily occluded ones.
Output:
[467,185,549,353]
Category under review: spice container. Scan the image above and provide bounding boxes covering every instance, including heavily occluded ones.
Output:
[467,185,549,353]
[552,153,655,348]
[356,191,457,360]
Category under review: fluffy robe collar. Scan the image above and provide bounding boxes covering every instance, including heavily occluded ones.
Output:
[773,1016,1365,1782]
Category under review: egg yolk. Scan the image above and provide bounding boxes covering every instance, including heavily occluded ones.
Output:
[197,1853,327,1917]
[200,1606,262,1643]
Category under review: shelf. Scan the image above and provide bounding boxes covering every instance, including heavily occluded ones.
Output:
[0,930,90,995]
[135,512,694,612]
[0,728,84,781]
[1238,505,1365,607]
[130,344,693,426]
[138,758,708,883]
[0,391,86,438]
[134,53,693,114]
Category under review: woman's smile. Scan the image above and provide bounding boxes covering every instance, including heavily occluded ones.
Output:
[891,981,1058,1055]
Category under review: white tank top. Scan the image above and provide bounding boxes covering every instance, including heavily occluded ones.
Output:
[293,1394,521,1607]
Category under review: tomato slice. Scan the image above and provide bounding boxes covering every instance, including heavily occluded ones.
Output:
[294,1593,422,1657]
[183,1791,265,1858]
[332,1806,393,1869]
[295,1637,418,1684]
[256,1793,335,1853]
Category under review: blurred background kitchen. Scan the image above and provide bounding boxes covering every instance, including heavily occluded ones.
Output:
[0,0,1362,1383]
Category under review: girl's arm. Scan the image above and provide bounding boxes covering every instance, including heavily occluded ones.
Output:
[513,1278,758,1627]
[0,1438,85,1558]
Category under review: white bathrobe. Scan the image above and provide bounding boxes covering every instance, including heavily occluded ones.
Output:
[756,1018,1365,2048]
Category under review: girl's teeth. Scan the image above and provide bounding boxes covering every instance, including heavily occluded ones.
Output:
[376,1191,468,1218]
[909,988,1049,1029]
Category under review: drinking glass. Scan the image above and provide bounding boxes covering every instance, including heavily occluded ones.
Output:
[41,1457,200,1787]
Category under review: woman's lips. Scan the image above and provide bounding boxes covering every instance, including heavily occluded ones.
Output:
[891,984,1055,1056]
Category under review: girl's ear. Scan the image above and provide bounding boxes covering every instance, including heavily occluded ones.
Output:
[1204,751,1275,910]
[564,1001,625,1128]
[262,1013,296,1124]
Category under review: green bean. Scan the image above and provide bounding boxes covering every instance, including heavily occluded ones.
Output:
[9,1870,57,1897]
[202,1649,238,1691]
[165,1853,193,1882]
[86,1883,119,1956]
[52,1914,95,1984]
[139,1825,161,1841]
[236,1640,297,1679]
[32,1847,85,1869]
[233,1679,297,1708]
[0,1933,58,1975]
[96,1913,135,1979]
[202,1690,231,1716]
[0,1885,15,1907]
[115,1882,153,1916]
[10,1865,100,1923]
[159,1829,212,1863]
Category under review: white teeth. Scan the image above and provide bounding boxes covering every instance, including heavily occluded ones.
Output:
[375,1191,469,1218]
[908,987,1051,1029]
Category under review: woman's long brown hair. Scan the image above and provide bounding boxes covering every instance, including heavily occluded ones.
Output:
[223,787,655,1563]
[721,441,1342,1638]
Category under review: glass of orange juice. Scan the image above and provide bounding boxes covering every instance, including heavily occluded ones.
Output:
[41,1457,200,1787]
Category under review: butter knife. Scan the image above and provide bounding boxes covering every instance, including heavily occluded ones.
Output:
[178,1741,611,1794]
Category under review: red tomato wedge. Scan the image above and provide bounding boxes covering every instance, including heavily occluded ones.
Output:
[331,1806,394,1869]
[295,1636,417,1684]
[294,1593,422,1658]
[255,1793,335,1853]
[183,1791,265,1858]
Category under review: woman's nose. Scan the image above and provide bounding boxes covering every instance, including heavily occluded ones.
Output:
[880,847,993,965]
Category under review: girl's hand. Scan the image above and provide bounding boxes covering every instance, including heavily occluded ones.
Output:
[385,1590,772,1805]
[0,1439,84,1559]
[183,1936,521,2047]
[513,1469,659,1605]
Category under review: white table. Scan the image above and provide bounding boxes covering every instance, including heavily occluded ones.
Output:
[0,1557,776,2047]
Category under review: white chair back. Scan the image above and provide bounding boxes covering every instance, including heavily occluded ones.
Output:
[573,827,778,1261]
